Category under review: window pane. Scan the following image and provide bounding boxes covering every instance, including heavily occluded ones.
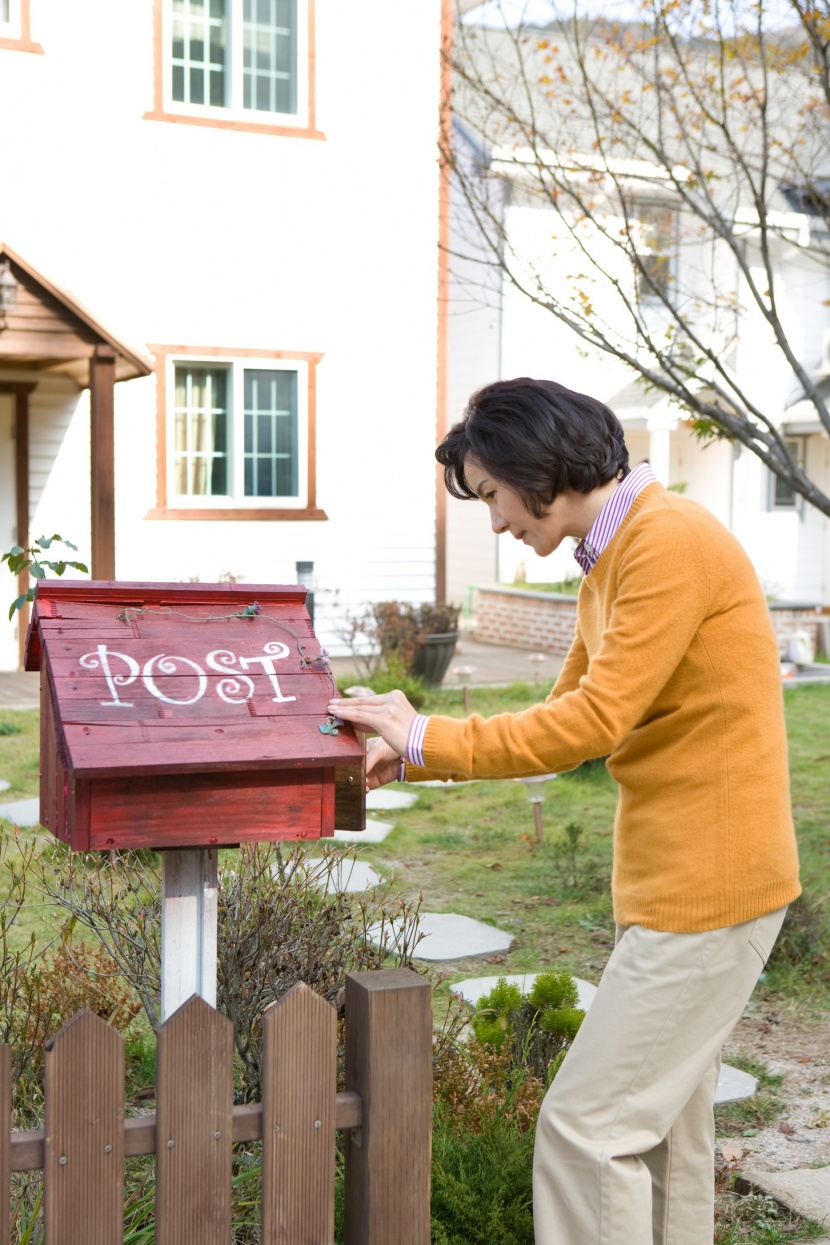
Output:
[772,439,801,508]
[173,364,231,497]
[171,0,228,108]
[243,368,299,497]
[243,0,297,115]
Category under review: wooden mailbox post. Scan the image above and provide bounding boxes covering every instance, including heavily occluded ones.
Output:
[25,580,366,1016]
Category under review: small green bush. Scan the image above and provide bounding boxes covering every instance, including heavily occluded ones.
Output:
[431,1102,535,1244]
[472,972,584,1085]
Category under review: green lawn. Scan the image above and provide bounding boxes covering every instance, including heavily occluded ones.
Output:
[1,682,828,1006]
[1,682,828,1245]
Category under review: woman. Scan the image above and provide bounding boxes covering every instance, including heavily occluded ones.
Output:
[329,377,800,1245]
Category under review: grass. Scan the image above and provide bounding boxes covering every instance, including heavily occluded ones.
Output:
[2,682,829,998]
[2,683,829,1241]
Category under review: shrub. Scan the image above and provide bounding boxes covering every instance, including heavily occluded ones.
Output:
[42,842,426,1102]
[471,972,585,1085]
[336,599,461,680]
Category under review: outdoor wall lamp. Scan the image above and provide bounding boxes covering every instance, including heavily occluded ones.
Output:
[0,258,19,330]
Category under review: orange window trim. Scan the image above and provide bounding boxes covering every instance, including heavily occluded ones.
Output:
[148,344,327,523]
[0,0,43,52]
[144,0,324,141]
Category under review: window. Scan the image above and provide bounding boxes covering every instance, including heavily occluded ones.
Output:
[149,346,326,521]
[171,358,304,507]
[633,202,676,301]
[0,0,43,51]
[768,438,805,512]
[158,0,311,130]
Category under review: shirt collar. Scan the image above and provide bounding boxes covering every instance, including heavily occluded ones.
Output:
[573,462,658,575]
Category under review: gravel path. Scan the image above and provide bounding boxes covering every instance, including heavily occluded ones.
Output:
[721,1003,830,1171]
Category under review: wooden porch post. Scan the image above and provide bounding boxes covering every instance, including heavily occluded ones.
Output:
[15,388,31,666]
[0,381,35,667]
[89,344,117,579]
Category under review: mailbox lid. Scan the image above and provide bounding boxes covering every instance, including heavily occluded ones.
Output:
[28,581,364,779]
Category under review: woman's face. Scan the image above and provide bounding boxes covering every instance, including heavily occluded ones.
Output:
[463,458,591,558]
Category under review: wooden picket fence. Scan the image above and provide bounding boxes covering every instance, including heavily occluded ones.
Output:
[1,967,432,1245]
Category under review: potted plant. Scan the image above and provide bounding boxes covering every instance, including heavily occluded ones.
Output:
[372,601,462,688]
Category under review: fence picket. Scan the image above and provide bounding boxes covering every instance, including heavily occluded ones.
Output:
[1,1044,9,1245]
[261,981,336,1244]
[156,993,233,1245]
[344,968,432,1245]
[44,1009,124,1245]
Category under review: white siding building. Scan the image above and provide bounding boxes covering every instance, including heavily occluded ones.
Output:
[0,0,449,669]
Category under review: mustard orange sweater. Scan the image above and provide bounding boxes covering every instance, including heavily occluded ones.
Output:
[407,484,801,932]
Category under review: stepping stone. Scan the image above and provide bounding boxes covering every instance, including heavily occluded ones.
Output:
[368,911,514,962]
[300,857,383,894]
[738,1165,830,1227]
[716,1063,758,1104]
[366,788,419,811]
[334,818,394,844]
[452,971,755,1105]
[452,972,598,1012]
[0,780,9,794]
[0,797,40,827]
[410,778,478,788]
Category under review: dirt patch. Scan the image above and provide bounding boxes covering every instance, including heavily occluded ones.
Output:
[721,1003,830,1172]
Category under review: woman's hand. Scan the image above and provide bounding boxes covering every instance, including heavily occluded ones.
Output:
[328,689,417,759]
[365,737,403,791]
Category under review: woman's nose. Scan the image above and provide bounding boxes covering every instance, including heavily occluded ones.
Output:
[490,509,508,535]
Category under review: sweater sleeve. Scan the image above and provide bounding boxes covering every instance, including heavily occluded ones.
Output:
[419,511,711,781]
[404,619,591,784]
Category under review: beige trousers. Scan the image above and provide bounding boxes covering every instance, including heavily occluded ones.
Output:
[533,906,787,1245]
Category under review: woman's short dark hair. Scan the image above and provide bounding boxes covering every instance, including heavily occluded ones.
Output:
[436,377,630,517]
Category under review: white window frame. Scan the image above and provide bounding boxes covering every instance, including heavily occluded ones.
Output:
[167,354,310,510]
[163,0,310,130]
[0,0,22,37]
[767,437,805,515]
[632,200,677,303]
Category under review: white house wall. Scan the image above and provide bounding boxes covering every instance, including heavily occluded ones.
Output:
[445,126,502,606]
[0,0,445,656]
[485,196,830,604]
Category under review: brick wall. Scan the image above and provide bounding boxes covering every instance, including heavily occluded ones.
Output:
[767,604,824,656]
[473,587,578,658]
[474,588,827,661]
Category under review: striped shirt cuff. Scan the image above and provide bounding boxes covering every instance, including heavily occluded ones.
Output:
[406,714,430,768]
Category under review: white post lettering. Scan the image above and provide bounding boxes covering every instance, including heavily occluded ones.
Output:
[80,645,140,707]
[143,654,208,706]
[240,641,296,703]
[206,649,255,704]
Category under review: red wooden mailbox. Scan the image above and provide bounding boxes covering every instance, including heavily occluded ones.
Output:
[24,581,366,851]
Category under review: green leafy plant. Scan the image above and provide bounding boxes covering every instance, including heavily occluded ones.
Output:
[472,972,584,1085]
[2,534,88,619]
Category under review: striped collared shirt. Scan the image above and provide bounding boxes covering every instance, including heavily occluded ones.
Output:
[403,461,658,773]
[573,461,657,575]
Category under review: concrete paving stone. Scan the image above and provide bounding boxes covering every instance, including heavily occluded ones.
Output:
[0,797,40,827]
[411,779,478,788]
[452,972,755,1105]
[716,1063,758,1105]
[365,788,419,811]
[452,972,598,1012]
[333,818,394,844]
[298,857,383,894]
[738,1166,830,1229]
[368,911,514,962]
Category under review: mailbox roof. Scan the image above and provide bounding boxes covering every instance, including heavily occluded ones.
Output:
[26,581,364,778]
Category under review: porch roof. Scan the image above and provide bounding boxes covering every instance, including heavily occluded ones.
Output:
[0,243,153,384]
